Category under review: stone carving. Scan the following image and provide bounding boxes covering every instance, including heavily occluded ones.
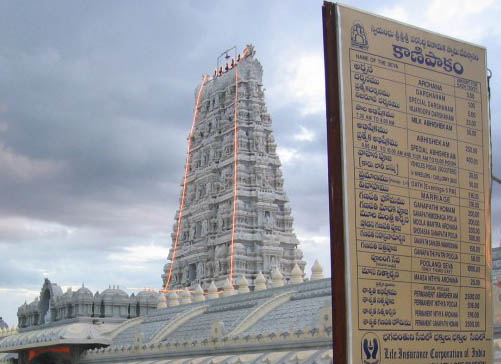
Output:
[162,46,305,290]
[201,220,207,236]
[290,263,303,285]
[134,329,144,345]
[197,262,205,279]
[157,294,167,310]
[44,306,51,324]
[167,292,179,307]
[317,300,332,331]
[180,290,192,305]
[221,278,235,297]
[271,268,284,288]
[194,284,205,302]
[17,280,158,329]
[238,275,250,294]
[207,281,219,300]
[311,260,324,280]
[254,272,266,292]
[210,321,225,339]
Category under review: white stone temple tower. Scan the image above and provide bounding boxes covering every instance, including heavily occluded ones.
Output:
[162,45,305,290]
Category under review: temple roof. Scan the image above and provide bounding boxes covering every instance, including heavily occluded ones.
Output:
[0,273,332,363]
[0,322,114,353]
[83,277,331,363]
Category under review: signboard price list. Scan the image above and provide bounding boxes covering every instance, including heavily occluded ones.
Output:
[351,48,486,332]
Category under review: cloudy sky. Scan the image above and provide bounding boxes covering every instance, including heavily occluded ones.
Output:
[1,0,501,326]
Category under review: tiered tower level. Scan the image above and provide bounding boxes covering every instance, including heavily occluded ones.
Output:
[162,45,305,290]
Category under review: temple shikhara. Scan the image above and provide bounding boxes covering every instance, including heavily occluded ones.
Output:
[162,44,306,291]
[0,46,333,364]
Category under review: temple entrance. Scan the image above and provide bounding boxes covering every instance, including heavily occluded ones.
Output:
[29,347,71,364]
[39,290,50,325]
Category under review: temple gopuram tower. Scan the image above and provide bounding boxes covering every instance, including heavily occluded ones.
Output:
[162,45,305,290]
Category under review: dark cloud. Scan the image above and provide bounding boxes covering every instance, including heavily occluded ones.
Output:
[0,1,331,325]
[0,0,500,327]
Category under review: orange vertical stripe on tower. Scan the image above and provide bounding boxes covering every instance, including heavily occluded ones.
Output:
[230,67,240,287]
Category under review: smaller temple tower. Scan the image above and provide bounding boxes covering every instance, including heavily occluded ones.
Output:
[0,318,7,330]
[17,279,160,328]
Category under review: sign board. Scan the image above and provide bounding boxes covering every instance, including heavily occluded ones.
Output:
[323,3,492,364]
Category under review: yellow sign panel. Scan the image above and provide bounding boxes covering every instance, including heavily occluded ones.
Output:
[335,5,492,364]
